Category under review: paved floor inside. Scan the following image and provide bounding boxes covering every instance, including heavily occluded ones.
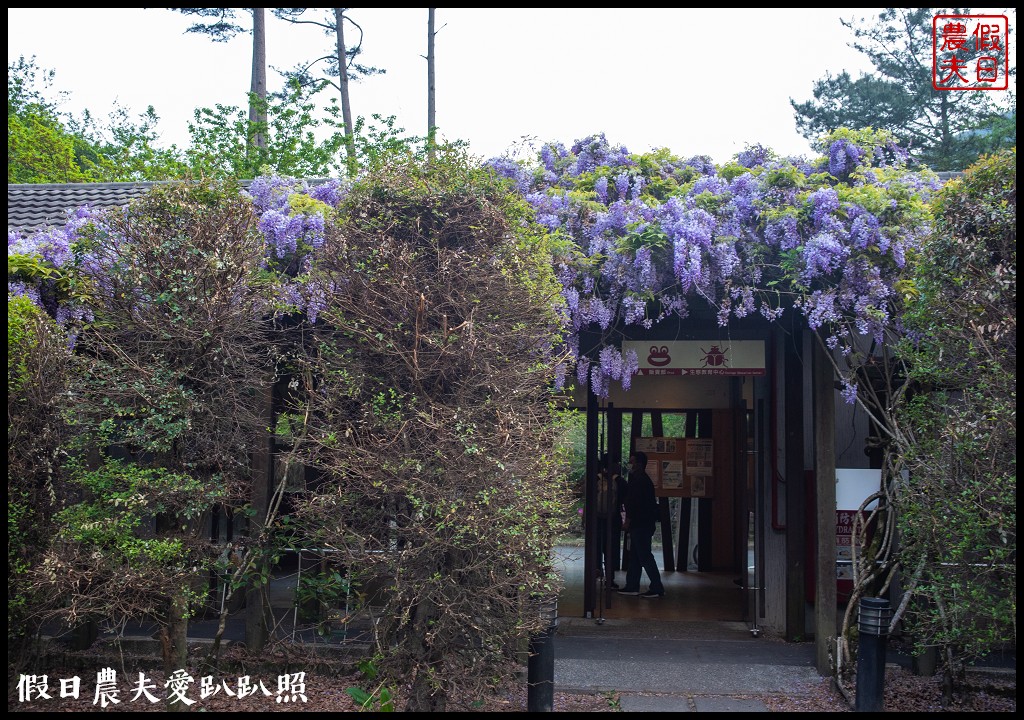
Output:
[554,543,756,627]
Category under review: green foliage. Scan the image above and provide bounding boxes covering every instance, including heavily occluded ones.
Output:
[294,566,350,633]
[288,150,570,711]
[8,56,188,183]
[8,295,73,668]
[893,148,1016,675]
[345,659,396,712]
[73,104,189,181]
[8,53,436,184]
[790,9,1016,171]
[186,79,349,179]
[603,690,622,710]
[17,179,277,651]
[56,460,215,564]
[8,56,96,183]
[352,113,443,173]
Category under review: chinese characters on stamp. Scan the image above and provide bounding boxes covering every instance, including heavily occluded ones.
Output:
[932,14,1010,90]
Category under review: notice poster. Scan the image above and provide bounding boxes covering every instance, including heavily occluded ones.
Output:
[685,438,713,476]
[646,457,660,486]
[632,437,685,496]
[660,459,684,489]
[689,475,707,497]
[635,437,679,456]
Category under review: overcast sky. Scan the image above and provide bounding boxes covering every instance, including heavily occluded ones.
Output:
[6,8,1015,165]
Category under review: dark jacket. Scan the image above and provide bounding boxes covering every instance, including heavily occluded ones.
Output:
[623,468,659,532]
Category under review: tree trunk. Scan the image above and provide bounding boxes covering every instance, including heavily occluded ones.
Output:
[244,381,274,652]
[248,7,268,150]
[426,8,436,163]
[335,8,358,177]
[162,590,190,712]
[403,597,447,712]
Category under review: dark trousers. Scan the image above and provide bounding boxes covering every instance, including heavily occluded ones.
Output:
[624,525,663,594]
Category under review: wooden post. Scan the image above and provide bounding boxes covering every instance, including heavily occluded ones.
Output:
[607,405,623,583]
[696,410,713,572]
[583,381,599,617]
[732,378,748,581]
[650,411,675,571]
[813,337,837,674]
[784,324,806,641]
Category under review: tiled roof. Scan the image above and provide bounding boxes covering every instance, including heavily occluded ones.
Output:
[8,182,177,234]
[7,179,330,235]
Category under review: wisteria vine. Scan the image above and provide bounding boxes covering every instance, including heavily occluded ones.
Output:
[485,129,940,401]
[9,129,939,403]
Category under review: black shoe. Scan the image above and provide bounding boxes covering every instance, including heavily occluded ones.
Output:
[640,590,664,599]
[617,589,640,596]
[609,582,620,590]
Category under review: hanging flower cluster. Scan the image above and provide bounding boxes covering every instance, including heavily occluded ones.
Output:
[10,129,938,404]
[245,174,348,321]
[8,176,351,343]
[485,128,940,401]
[8,205,108,347]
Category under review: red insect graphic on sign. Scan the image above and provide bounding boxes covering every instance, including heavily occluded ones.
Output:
[701,345,728,367]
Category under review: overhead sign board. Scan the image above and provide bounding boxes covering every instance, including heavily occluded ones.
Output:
[622,340,765,377]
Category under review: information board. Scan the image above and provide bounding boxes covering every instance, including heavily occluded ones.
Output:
[633,437,713,498]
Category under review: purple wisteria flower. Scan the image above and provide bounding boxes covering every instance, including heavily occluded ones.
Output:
[519,130,935,398]
[765,215,801,250]
[307,179,348,206]
[485,156,532,194]
[541,142,568,173]
[737,144,773,168]
[685,155,717,176]
[848,208,882,250]
[247,174,296,214]
[801,232,849,282]
[828,139,865,176]
[689,175,728,198]
[8,280,40,306]
[9,205,104,270]
[809,187,840,229]
[250,174,334,266]
[614,173,631,200]
[620,348,640,390]
[576,356,591,387]
[665,206,716,292]
[840,379,858,404]
[598,345,623,381]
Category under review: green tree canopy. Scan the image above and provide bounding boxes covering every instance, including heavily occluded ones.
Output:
[8,56,187,183]
[790,8,1016,171]
[8,56,97,183]
[892,147,1016,686]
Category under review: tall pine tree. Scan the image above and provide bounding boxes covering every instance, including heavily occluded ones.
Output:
[791,8,1016,171]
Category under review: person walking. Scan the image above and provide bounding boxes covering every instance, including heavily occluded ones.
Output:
[617,451,665,598]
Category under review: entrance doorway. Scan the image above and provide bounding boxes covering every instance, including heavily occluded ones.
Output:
[565,402,758,628]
